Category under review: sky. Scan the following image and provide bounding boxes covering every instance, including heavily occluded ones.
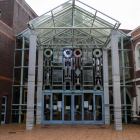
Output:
[25,0,140,30]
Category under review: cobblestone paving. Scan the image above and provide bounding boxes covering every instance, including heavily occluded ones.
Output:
[0,124,140,140]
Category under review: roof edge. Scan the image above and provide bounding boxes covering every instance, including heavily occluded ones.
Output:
[128,25,140,36]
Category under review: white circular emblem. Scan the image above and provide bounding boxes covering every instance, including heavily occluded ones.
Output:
[44,49,52,58]
[93,49,102,57]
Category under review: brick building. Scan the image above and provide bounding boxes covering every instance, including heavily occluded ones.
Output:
[0,0,37,125]
[1,0,140,131]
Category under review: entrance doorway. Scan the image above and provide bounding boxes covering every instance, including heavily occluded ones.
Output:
[42,93,104,124]
[1,96,7,124]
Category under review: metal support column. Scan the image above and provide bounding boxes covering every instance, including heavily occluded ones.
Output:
[36,47,43,124]
[103,49,110,124]
[121,37,127,124]
[111,29,122,130]
[26,30,36,130]
[19,37,25,123]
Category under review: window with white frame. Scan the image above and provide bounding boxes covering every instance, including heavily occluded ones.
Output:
[135,42,140,71]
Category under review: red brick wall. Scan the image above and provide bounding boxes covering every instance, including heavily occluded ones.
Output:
[131,27,140,38]
[0,0,14,27]
[0,0,37,124]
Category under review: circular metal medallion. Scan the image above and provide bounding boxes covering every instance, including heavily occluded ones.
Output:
[93,49,102,57]
[74,49,82,57]
[64,49,72,58]
[44,49,52,58]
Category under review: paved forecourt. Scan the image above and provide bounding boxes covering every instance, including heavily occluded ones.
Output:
[0,124,140,140]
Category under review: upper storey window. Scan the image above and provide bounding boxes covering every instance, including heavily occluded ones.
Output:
[135,42,140,71]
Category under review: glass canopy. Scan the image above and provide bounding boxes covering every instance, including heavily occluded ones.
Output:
[17,0,129,48]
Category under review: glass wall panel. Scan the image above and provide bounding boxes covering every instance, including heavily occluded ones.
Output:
[12,87,20,104]
[16,40,22,49]
[11,114,19,123]
[13,68,21,85]
[83,67,93,90]
[53,50,63,65]
[23,68,28,85]
[22,87,27,104]
[24,50,29,66]
[15,50,22,67]
[52,93,62,120]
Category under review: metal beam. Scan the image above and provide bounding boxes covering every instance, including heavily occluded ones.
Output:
[51,11,56,34]
[35,27,114,29]
[40,44,104,46]
[72,29,74,46]
[72,0,75,26]
[38,36,108,39]
[90,11,97,34]
[76,0,120,23]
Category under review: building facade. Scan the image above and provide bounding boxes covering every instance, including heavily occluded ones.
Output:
[1,0,140,131]
[0,0,37,125]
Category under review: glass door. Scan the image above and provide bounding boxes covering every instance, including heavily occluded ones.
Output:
[63,94,72,124]
[42,93,52,124]
[63,94,83,124]
[84,93,94,124]
[94,94,104,124]
[1,96,7,125]
[73,94,83,124]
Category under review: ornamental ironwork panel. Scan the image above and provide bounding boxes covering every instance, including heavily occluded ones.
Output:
[63,48,73,90]
[43,49,53,90]
[43,48,103,91]
[93,49,103,90]
[73,49,83,90]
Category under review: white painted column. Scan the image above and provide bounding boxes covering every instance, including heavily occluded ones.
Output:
[111,29,122,130]
[36,47,43,124]
[103,49,110,124]
[132,97,137,117]
[26,30,36,130]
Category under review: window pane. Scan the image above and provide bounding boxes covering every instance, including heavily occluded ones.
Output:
[2,106,5,113]
[2,97,5,104]
[1,114,4,121]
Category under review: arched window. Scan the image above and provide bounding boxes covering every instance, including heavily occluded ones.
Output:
[135,42,140,71]
[121,88,132,104]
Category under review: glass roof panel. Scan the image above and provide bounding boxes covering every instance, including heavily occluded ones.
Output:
[17,0,129,46]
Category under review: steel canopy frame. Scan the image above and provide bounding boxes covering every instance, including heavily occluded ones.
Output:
[16,0,129,48]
